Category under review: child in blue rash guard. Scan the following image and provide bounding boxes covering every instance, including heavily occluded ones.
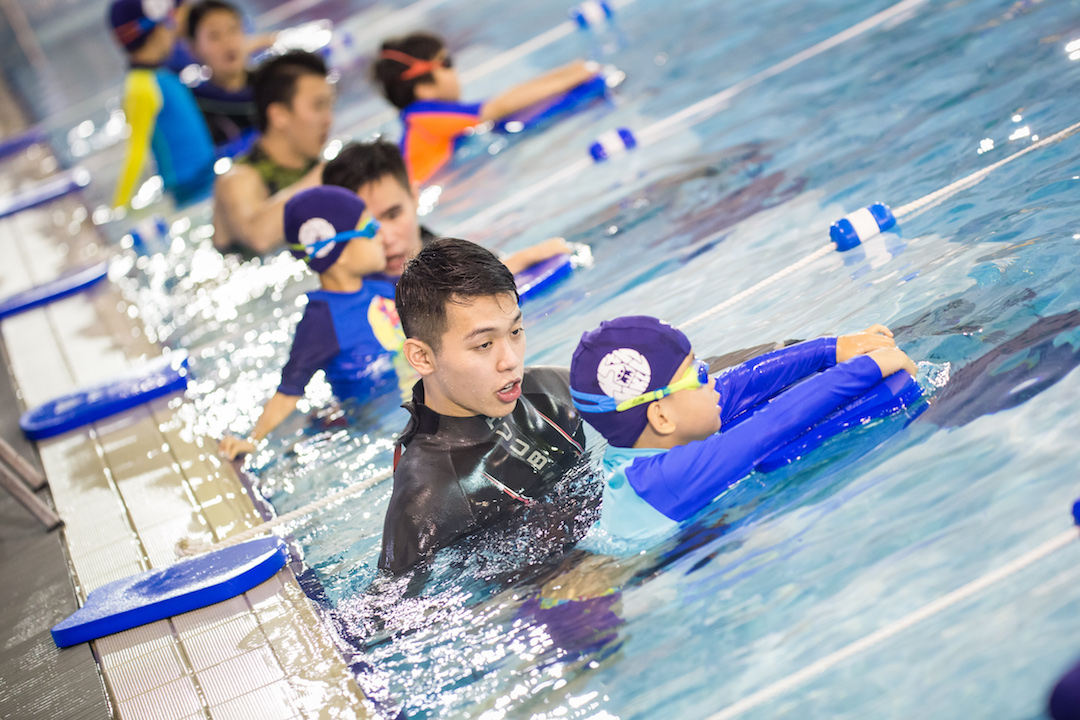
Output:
[218,186,409,459]
[569,316,918,541]
[109,0,217,208]
[372,32,599,184]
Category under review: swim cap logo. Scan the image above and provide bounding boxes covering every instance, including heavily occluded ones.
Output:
[297,217,336,259]
[142,0,171,21]
[596,348,651,402]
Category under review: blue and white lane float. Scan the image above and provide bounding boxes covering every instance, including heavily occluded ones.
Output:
[20,352,190,440]
[0,167,90,220]
[569,0,615,29]
[0,261,110,321]
[51,537,288,648]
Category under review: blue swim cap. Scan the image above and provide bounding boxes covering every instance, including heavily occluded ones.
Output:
[109,0,174,51]
[285,186,375,274]
[570,316,691,448]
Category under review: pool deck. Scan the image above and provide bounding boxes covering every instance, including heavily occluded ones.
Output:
[0,101,373,718]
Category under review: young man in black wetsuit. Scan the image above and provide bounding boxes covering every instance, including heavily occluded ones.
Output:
[379,238,586,575]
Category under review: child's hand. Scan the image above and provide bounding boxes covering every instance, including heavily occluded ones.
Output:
[867,347,918,378]
[218,435,256,460]
[836,324,896,362]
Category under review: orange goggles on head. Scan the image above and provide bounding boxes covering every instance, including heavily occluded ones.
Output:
[380,49,452,80]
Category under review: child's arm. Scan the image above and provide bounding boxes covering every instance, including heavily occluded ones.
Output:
[218,300,341,458]
[113,72,163,208]
[479,61,599,122]
[218,392,300,459]
[212,161,324,253]
[502,237,571,274]
[717,326,898,422]
[629,348,915,522]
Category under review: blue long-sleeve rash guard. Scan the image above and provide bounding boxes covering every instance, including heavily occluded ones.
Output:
[597,338,884,540]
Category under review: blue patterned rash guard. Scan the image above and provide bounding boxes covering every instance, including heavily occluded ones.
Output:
[277,280,411,401]
[596,338,886,541]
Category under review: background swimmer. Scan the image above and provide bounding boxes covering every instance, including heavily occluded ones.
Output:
[218,186,401,460]
[373,31,600,184]
[322,138,571,277]
[108,0,216,208]
[212,50,331,255]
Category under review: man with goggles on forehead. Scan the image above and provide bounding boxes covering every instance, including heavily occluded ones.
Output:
[569,316,917,542]
[219,186,409,459]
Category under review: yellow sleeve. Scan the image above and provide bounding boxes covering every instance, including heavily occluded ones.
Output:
[112,70,163,209]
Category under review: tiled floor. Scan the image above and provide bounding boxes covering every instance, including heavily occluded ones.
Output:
[0,130,374,718]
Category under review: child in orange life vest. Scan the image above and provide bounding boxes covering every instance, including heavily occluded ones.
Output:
[372,32,599,184]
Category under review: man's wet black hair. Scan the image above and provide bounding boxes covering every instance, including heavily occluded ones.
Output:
[322,138,410,194]
[373,32,445,109]
[396,238,519,351]
[186,0,241,42]
[250,50,328,133]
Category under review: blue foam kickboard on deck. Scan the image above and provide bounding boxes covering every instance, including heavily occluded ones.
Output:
[495,75,609,133]
[0,168,90,219]
[757,370,923,473]
[20,353,190,440]
[0,261,109,321]
[51,537,288,648]
[514,254,574,303]
[0,126,48,160]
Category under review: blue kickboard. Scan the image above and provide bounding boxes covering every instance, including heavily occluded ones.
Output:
[495,75,609,134]
[0,261,109,321]
[757,370,923,473]
[21,353,190,440]
[51,537,288,648]
[515,254,574,302]
[0,168,90,219]
[0,126,48,160]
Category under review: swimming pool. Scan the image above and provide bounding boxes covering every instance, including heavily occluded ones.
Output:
[17,0,1080,715]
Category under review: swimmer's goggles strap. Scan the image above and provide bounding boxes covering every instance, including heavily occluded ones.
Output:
[380,49,445,80]
[289,217,381,262]
[572,359,711,414]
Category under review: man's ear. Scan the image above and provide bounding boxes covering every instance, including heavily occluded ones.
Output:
[265,101,290,131]
[403,337,436,376]
[645,400,677,437]
[412,80,437,101]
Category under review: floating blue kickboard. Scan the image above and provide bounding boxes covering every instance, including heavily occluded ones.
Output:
[515,254,574,302]
[0,126,48,160]
[20,353,190,440]
[496,75,609,134]
[757,370,923,473]
[52,537,288,648]
[0,168,90,219]
[0,261,109,321]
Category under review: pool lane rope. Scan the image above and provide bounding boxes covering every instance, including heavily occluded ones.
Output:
[706,526,1080,720]
[449,0,934,238]
[175,467,393,556]
[680,116,1080,331]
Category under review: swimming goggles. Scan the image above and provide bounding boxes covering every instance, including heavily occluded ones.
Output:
[380,49,453,80]
[572,358,711,414]
[291,215,380,261]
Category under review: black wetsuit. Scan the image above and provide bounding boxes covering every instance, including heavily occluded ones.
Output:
[379,366,587,575]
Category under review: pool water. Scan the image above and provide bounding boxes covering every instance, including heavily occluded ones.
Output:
[12,0,1080,715]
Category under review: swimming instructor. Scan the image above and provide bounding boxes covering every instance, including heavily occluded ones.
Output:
[379,238,587,575]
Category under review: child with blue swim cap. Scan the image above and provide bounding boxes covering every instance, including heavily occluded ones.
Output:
[108,0,217,208]
[218,185,408,459]
[569,317,917,541]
